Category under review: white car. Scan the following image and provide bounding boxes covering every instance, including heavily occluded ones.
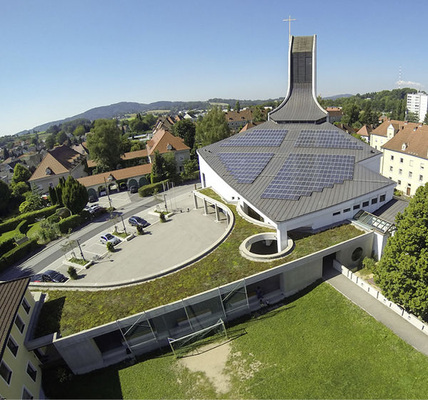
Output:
[100,233,121,246]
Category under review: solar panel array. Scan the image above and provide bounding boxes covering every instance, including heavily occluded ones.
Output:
[220,129,288,147]
[262,154,355,200]
[295,129,363,149]
[218,152,274,183]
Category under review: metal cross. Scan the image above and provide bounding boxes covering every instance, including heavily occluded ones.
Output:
[283,15,296,37]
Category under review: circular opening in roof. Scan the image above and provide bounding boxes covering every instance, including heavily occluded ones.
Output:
[239,233,293,262]
[351,247,363,262]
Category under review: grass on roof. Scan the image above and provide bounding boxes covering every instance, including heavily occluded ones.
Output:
[35,189,363,337]
[42,282,428,399]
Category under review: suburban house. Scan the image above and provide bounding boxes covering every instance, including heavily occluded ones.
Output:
[378,123,428,196]
[370,119,421,151]
[86,149,149,171]
[225,109,254,131]
[77,164,152,199]
[356,125,371,143]
[0,278,43,400]
[326,106,343,123]
[28,145,88,193]
[146,128,190,173]
[197,35,395,254]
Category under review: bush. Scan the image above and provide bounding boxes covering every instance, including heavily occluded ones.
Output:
[159,212,166,223]
[0,238,41,273]
[16,219,29,234]
[67,266,78,280]
[138,180,169,197]
[0,237,16,255]
[106,242,114,252]
[0,205,59,234]
[58,215,84,234]
[47,214,61,224]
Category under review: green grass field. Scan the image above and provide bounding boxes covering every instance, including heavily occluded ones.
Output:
[43,282,428,399]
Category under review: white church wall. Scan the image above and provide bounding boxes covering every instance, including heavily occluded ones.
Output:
[358,154,382,174]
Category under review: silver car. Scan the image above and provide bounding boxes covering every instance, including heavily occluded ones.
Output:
[100,233,121,246]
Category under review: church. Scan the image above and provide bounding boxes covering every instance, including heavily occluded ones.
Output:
[197,35,395,253]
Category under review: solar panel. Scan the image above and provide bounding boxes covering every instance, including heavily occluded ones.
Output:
[295,129,363,149]
[218,153,274,183]
[220,129,287,147]
[262,153,355,200]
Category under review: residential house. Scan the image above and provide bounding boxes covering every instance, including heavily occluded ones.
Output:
[326,106,343,123]
[370,119,420,151]
[86,149,149,171]
[356,125,371,143]
[28,145,88,193]
[380,123,428,196]
[225,109,253,131]
[146,128,190,173]
[0,278,43,400]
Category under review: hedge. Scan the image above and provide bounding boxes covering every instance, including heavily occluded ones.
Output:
[0,238,41,273]
[58,215,84,234]
[0,237,16,255]
[138,180,169,197]
[0,205,59,234]
[16,220,29,234]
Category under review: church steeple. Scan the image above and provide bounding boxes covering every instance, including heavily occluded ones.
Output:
[269,35,327,124]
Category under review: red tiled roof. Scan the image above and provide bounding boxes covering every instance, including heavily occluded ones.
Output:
[29,145,82,181]
[146,129,189,156]
[371,119,420,138]
[77,164,152,187]
[382,124,428,159]
[87,149,148,168]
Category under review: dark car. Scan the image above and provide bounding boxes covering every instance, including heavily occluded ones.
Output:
[128,216,150,228]
[31,270,67,283]
[88,195,98,203]
[129,185,138,194]
[119,182,127,191]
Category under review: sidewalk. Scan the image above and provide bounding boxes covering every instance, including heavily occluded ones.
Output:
[324,268,428,357]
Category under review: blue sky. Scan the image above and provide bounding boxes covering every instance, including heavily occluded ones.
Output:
[1,0,427,136]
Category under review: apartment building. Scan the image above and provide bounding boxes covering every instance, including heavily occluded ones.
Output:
[407,92,428,123]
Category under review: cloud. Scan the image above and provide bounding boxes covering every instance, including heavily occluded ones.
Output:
[396,80,423,89]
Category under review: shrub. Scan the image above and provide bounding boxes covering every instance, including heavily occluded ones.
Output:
[16,219,29,234]
[138,180,169,197]
[67,266,78,280]
[159,212,166,223]
[0,205,59,234]
[106,242,114,252]
[0,238,41,273]
[58,215,84,234]
[0,237,16,255]
[47,213,61,224]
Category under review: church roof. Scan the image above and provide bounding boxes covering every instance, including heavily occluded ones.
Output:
[198,120,392,222]
[269,36,327,123]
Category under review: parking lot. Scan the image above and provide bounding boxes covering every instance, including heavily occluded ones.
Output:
[36,187,229,287]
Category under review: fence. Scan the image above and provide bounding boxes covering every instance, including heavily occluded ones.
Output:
[332,260,428,335]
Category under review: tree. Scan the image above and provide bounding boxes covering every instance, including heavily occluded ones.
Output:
[19,191,43,213]
[86,119,123,171]
[45,133,56,149]
[235,100,241,112]
[12,163,32,185]
[406,111,419,123]
[424,113,428,125]
[12,181,30,197]
[73,125,86,137]
[56,130,68,145]
[172,119,196,150]
[341,102,361,126]
[195,107,230,147]
[150,151,165,184]
[374,183,428,320]
[0,180,11,214]
[61,176,88,214]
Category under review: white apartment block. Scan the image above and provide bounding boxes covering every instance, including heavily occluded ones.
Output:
[407,93,428,123]
[376,120,428,196]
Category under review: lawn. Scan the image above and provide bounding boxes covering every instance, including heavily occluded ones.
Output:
[35,200,363,337]
[42,282,428,399]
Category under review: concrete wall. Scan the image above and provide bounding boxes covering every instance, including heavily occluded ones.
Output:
[50,229,374,375]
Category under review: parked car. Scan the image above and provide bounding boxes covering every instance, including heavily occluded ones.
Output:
[31,270,67,283]
[128,216,150,228]
[119,182,127,191]
[86,204,106,216]
[99,190,107,196]
[100,233,121,246]
[88,195,98,203]
[129,186,138,193]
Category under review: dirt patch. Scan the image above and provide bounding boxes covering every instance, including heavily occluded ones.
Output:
[178,341,232,394]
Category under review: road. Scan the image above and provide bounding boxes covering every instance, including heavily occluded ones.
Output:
[0,183,199,282]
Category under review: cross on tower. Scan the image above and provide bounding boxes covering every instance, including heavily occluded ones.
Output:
[283,15,296,38]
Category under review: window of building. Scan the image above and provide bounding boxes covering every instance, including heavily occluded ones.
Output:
[409,160,414,167]
[409,171,413,178]
[399,169,402,175]
[7,336,18,357]
[380,194,386,202]
[421,163,424,170]
[343,208,351,213]
[389,166,393,172]
[26,362,37,382]
[22,298,30,314]
[390,155,394,160]
[420,175,424,181]
[0,361,12,384]
[400,158,404,163]
[371,198,378,205]
[362,201,369,207]
[353,204,360,210]
[22,387,34,400]
[398,180,401,185]
[333,211,340,216]
[15,315,25,333]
